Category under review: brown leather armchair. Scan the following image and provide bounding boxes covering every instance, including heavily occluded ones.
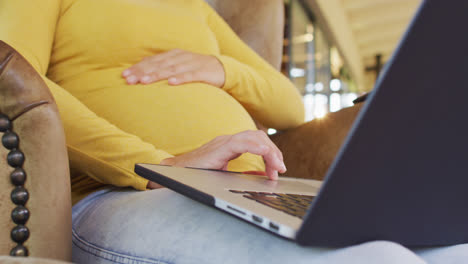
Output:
[0,0,360,262]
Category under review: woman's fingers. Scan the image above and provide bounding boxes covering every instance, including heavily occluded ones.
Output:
[167,70,198,85]
[123,49,184,81]
[144,62,198,84]
[220,131,286,179]
[167,56,224,87]
[227,131,285,180]
[122,49,225,87]
[146,180,164,189]
[162,130,285,181]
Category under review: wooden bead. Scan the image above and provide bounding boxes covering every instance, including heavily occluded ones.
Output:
[7,150,25,167]
[2,131,19,149]
[11,186,29,205]
[11,206,30,225]
[10,245,28,257]
[11,225,30,243]
[10,168,27,186]
[0,114,11,132]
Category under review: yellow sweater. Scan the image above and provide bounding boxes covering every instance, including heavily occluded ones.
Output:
[0,0,304,202]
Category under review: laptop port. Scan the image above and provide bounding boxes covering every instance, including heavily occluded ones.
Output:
[252,215,263,224]
[269,222,279,231]
[227,205,246,215]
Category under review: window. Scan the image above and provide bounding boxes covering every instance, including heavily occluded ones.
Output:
[283,0,358,121]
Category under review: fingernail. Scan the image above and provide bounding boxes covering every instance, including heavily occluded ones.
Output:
[122,70,130,77]
[127,76,137,84]
[281,162,287,172]
[141,76,151,83]
[168,77,177,84]
[278,159,286,172]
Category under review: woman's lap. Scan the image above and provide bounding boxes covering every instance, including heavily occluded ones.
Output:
[71,188,463,264]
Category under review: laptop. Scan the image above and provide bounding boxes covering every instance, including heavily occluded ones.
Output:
[135,0,468,247]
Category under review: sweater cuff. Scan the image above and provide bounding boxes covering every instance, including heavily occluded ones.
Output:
[214,55,242,91]
[134,176,150,191]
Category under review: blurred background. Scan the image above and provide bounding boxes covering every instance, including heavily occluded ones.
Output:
[281,0,421,123]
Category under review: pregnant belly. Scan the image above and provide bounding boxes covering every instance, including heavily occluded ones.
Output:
[79,82,257,155]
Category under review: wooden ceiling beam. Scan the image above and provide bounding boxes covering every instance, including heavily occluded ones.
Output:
[348,3,420,31]
[355,23,408,46]
[342,0,420,12]
[350,13,414,33]
[304,0,422,90]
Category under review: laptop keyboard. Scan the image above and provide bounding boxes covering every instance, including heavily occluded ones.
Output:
[229,190,315,219]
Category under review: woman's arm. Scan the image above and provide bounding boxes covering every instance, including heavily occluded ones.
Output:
[199,1,305,130]
[0,0,173,190]
[44,77,174,190]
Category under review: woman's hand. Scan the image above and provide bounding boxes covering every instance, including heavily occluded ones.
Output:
[150,130,286,188]
[122,49,225,87]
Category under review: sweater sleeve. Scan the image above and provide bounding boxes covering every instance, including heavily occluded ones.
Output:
[199,1,305,130]
[0,0,173,190]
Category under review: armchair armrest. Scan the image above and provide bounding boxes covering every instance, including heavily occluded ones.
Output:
[271,104,363,180]
[0,40,72,261]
